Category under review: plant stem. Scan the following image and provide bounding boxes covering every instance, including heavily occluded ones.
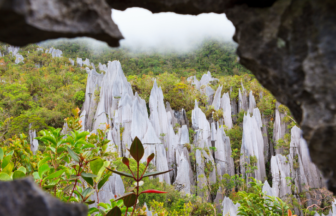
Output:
[124,207,128,216]
[68,162,81,200]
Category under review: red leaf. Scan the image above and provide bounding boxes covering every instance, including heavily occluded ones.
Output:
[140,189,167,194]
[122,157,130,167]
[147,153,155,166]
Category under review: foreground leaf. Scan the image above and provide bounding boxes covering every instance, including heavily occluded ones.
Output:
[81,172,97,178]
[13,170,25,179]
[45,170,65,179]
[147,153,155,165]
[106,206,122,216]
[130,137,144,162]
[106,167,133,178]
[38,164,50,178]
[114,192,135,202]
[98,174,110,190]
[67,147,79,162]
[140,189,167,194]
[123,193,137,208]
[0,172,11,181]
[142,169,172,178]
[90,158,104,175]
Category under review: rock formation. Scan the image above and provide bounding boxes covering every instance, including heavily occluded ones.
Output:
[28,124,39,154]
[221,92,233,129]
[15,54,24,64]
[222,196,240,216]
[69,58,74,66]
[0,0,123,47]
[0,178,87,216]
[45,48,62,58]
[240,109,266,182]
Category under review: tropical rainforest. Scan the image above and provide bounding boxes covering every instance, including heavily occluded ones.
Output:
[0,40,333,216]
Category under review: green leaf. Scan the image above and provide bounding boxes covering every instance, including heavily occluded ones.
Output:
[88,207,99,214]
[81,172,97,178]
[0,148,3,161]
[98,174,110,190]
[38,156,51,167]
[47,146,56,153]
[1,155,12,169]
[114,192,135,202]
[90,158,104,175]
[63,184,74,193]
[123,193,137,208]
[96,161,110,182]
[130,137,144,162]
[142,169,172,178]
[98,202,109,209]
[45,170,64,179]
[33,172,40,180]
[17,166,26,174]
[106,168,133,178]
[13,170,25,179]
[82,176,93,187]
[82,188,95,199]
[43,182,58,189]
[0,172,11,181]
[85,200,95,205]
[2,162,14,175]
[106,206,122,216]
[67,147,79,162]
[38,163,50,178]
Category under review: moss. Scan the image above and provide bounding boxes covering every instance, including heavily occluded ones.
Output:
[184,143,191,152]
[204,160,214,178]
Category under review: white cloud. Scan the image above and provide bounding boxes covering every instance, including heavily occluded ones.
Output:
[112,8,235,53]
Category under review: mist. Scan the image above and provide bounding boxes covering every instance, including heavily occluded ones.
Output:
[42,8,236,54]
[112,8,235,53]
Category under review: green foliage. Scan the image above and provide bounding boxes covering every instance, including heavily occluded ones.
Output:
[275,133,291,156]
[43,39,250,76]
[74,90,85,106]
[237,178,289,216]
[0,44,87,139]
[226,125,243,169]
[107,137,172,215]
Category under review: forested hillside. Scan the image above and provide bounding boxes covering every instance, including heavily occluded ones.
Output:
[42,39,249,77]
[0,42,333,216]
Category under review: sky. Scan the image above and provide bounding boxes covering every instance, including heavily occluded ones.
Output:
[111,8,235,53]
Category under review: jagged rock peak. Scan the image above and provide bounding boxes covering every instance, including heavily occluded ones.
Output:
[200,71,218,87]
[29,124,39,154]
[15,54,24,64]
[221,92,233,129]
[249,90,256,113]
[222,196,240,216]
[46,47,62,58]
[7,46,19,56]
[215,125,235,176]
[83,58,90,67]
[212,85,222,110]
[77,58,83,67]
[98,63,107,72]
[262,180,276,197]
[240,112,266,181]
[69,58,74,66]
[187,75,201,90]
[174,151,191,194]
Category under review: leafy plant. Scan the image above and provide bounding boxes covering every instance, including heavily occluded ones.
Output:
[237,178,289,216]
[106,137,172,216]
